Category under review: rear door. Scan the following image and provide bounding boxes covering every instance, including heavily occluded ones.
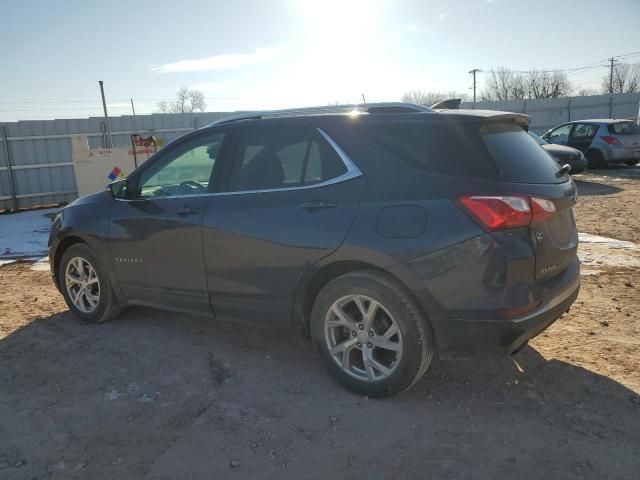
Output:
[201,124,366,325]
[481,122,578,281]
[567,123,598,153]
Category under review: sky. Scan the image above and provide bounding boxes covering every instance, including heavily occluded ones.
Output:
[1,0,639,121]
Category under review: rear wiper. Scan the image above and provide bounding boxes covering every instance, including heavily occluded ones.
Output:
[557,163,571,177]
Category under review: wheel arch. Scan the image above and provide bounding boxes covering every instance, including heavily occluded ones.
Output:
[294,258,438,345]
[52,235,87,288]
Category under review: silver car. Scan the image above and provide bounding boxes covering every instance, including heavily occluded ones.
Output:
[541,119,640,168]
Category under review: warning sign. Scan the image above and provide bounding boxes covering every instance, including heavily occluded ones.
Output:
[107,166,126,181]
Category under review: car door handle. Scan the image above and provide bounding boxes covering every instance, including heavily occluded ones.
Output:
[174,206,200,216]
[299,200,337,211]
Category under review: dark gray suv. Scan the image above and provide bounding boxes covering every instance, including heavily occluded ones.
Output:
[49,103,580,397]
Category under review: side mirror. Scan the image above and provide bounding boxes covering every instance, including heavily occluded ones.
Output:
[109,178,129,199]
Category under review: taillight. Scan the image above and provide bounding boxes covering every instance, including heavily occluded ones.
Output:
[530,197,556,223]
[458,195,557,231]
[601,135,621,145]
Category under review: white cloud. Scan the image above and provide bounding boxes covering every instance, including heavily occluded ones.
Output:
[188,81,229,93]
[404,23,422,33]
[150,47,282,73]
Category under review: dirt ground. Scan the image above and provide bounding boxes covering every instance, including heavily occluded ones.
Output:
[1,168,639,479]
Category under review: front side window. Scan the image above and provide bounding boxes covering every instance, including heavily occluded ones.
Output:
[548,124,572,140]
[228,127,347,192]
[136,132,225,198]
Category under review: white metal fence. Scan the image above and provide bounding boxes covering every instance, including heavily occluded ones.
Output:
[2,93,640,211]
[0,112,230,210]
[460,92,640,134]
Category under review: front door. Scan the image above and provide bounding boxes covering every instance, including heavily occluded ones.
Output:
[202,125,366,326]
[109,131,227,314]
[544,124,573,146]
[567,123,598,153]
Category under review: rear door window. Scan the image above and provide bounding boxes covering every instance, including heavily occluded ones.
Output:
[227,126,347,192]
[570,123,598,140]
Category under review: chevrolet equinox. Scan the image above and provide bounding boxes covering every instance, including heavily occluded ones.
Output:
[49,103,580,397]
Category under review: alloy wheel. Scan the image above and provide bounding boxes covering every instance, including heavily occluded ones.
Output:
[324,294,403,382]
[65,257,100,314]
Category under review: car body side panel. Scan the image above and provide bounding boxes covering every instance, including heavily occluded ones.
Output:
[48,191,119,295]
[202,176,367,329]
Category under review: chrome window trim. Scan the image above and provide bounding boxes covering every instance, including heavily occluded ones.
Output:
[114,127,362,201]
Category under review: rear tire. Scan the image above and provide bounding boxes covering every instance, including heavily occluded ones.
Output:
[625,160,638,166]
[310,270,435,398]
[58,243,122,323]
[586,150,604,168]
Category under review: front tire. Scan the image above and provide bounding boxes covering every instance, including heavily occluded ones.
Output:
[58,243,122,323]
[310,270,434,398]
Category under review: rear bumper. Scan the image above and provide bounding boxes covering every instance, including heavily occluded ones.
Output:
[435,267,580,359]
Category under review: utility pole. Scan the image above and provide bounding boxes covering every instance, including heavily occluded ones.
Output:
[98,81,113,148]
[608,57,616,94]
[469,69,480,103]
[130,98,136,116]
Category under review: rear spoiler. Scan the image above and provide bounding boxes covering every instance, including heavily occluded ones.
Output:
[437,109,531,127]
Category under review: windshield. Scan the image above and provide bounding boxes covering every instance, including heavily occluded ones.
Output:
[528,131,548,145]
[482,122,565,184]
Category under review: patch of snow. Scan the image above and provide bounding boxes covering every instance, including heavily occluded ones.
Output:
[578,233,640,271]
[29,257,50,271]
[0,208,58,258]
[579,233,640,251]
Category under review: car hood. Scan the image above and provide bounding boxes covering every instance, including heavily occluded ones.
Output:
[541,144,582,160]
[65,190,112,209]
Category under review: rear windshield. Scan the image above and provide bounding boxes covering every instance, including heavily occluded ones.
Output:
[356,119,565,183]
[607,122,640,135]
[481,122,564,183]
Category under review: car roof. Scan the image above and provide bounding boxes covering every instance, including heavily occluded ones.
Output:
[205,104,531,128]
[567,119,634,124]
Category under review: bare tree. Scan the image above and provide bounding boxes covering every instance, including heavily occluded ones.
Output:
[157,100,170,113]
[482,67,571,100]
[482,67,523,101]
[157,87,207,113]
[601,63,640,94]
[401,90,467,106]
[527,69,571,99]
[576,87,599,97]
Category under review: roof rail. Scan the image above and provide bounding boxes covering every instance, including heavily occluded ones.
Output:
[207,102,433,126]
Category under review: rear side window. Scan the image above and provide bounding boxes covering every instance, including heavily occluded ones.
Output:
[607,122,640,135]
[228,127,347,192]
[356,121,496,178]
[571,123,598,139]
[481,122,564,183]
